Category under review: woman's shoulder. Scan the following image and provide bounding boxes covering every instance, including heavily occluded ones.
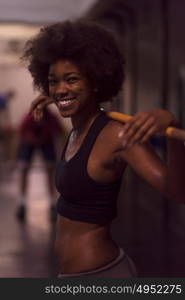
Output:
[106,118,126,136]
[101,118,126,149]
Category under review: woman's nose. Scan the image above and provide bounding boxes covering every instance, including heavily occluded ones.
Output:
[55,81,68,94]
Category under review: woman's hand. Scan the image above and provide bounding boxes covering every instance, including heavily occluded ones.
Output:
[121,109,177,148]
[30,95,54,121]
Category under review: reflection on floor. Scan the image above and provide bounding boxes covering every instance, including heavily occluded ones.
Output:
[0,164,58,278]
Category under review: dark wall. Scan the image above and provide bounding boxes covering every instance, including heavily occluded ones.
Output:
[84,0,185,277]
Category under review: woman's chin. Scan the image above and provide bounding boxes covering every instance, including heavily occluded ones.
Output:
[59,109,76,118]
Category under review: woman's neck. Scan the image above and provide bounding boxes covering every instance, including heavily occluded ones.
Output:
[71,105,102,133]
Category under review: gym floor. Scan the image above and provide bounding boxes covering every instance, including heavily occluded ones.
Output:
[0,163,58,278]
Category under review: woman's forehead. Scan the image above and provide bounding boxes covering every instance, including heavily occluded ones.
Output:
[49,60,81,75]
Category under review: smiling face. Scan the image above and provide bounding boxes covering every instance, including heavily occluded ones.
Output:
[48,60,97,118]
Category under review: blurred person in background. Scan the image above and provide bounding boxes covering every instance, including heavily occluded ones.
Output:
[16,105,67,222]
[22,20,185,277]
[0,89,15,175]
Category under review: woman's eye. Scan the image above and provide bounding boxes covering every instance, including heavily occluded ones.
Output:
[67,77,79,83]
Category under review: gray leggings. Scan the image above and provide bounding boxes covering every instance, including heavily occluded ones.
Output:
[58,248,137,278]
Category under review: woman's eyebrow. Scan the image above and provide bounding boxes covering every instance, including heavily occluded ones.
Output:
[65,72,81,77]
[48,72,81,77]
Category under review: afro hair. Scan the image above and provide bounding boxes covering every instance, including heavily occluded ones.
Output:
[22,20,125,103]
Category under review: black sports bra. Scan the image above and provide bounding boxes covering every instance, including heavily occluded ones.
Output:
[55,112,122,224]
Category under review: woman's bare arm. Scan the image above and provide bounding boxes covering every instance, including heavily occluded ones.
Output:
[118,142,169,197]
[116,109,185,202]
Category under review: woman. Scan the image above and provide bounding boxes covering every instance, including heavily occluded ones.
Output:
[23,20,185,277]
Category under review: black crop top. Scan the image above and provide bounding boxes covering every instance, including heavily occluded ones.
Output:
[55,112,122,224]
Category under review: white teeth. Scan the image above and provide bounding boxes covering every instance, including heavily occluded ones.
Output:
[60,98,75,103]
[58,98,76,108]
[62,100,72,104]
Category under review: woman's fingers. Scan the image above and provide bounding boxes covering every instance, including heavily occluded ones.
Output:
[122,114,154,146]
[122,113,149,135]
[33,106,44,122]
[30,95,53,112]
[127,118,157,145]
[139,125,158,143]
[30,95,54,121]
[122,124,155,148]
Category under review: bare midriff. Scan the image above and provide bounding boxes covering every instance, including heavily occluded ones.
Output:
[55,215,120,274]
